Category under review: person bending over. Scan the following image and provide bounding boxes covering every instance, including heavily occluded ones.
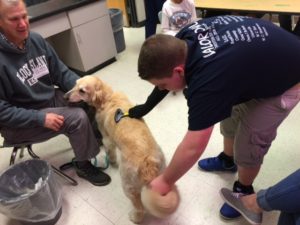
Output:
[129,15,300,220]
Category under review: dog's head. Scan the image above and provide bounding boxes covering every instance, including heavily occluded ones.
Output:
[65,76,110,108]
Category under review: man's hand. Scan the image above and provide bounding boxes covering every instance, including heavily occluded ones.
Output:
[44,113,64,131]
[149,174,172,196]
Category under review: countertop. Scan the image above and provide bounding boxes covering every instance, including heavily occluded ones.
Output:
[27,0,100,22]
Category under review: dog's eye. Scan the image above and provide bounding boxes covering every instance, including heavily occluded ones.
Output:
[79,88,86,94]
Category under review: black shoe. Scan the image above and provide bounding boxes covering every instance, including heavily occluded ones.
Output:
[73,160,111,186]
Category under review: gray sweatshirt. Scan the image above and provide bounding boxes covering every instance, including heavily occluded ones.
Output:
[0,31,79,128]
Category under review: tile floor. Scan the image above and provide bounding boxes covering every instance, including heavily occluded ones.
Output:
[0,26,299,225]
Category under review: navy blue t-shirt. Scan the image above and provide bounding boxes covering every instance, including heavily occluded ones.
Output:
[176,15,300,131]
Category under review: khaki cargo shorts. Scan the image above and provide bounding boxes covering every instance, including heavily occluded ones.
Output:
[220,84,300,167]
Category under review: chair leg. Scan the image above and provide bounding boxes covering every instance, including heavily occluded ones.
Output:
[10,146,26,166]
[10,147,19,165]
[26,145,40,159]
[27,145,78,186]
[19,147,25,158]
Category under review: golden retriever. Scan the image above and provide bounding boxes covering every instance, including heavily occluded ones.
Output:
[65,76,179,223]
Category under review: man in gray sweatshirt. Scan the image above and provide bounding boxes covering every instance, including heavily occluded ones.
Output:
[0,0,111,186]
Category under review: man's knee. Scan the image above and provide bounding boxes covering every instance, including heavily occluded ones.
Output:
[65,108,90,129]
[220,118,237,138]
[234,130,276,167]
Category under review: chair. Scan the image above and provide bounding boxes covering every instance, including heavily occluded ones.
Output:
[1,140,78,186]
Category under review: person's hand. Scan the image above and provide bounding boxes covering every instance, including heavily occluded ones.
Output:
[44,113,64,131]
[149,174,172,195]
[128,105,147,118]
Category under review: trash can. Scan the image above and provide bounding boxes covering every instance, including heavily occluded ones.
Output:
[109,8,126,53]
[0,159,62,225]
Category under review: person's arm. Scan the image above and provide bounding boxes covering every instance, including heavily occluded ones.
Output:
[150,126,214,194]
[0,98,45,128]
[0,71,46,128]
[128,86,169,118]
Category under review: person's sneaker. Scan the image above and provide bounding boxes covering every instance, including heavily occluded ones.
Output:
[220,181,255,220]
[73,160,111,186]
[198,152,237,172]
[220,203,241,220]
[220,188,262,225]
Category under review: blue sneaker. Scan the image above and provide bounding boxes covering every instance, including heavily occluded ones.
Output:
[198,152,237,172]
[220,203,241,220]
[220,181,254,220]
[220,188,262,225]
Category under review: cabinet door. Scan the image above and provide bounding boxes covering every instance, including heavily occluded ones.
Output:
[68,1,108,27]
[71,16,117,71]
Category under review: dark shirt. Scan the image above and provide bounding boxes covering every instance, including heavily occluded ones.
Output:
[129,15,300,131]
[177,15,300,130]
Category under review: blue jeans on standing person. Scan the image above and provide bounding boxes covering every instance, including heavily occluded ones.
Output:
[279,14,300,37]
[144,0,165,39]
[257,169,300,225]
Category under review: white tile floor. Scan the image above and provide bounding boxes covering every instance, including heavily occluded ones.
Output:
[0,26,300,225]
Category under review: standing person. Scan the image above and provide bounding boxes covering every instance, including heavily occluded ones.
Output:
[129,15,300,221]
[161,0,197,36]
[0,0,111,186]
[144,0,166,39]
[220,169,300,225]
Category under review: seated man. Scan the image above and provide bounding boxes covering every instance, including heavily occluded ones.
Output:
[0,0,110,186]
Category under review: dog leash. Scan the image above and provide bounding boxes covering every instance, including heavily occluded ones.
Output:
[114,108,130,123]
[59,157,109,171]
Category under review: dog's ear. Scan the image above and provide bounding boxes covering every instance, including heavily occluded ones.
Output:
[92,89,105,108]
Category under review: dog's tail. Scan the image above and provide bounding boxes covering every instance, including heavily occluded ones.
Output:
[139,150,179,218]
[141,185,180,218]
[138,154,162,184]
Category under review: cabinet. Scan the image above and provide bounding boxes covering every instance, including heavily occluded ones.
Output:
[50,1,117,74]
[30,12,70,38]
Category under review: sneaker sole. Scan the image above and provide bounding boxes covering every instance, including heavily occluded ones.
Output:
[219,212,241,221]
[197,165,237,173]
[219,189,262,225]
[77,173,111,186]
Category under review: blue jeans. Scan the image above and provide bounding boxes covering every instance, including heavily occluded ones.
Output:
[257,169,300,225]
[144,0,165,38]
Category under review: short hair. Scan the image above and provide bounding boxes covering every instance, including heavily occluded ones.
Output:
[0,0,24,18]
[138,34,187,80]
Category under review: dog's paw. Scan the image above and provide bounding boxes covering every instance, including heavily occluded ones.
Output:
[129,210,144,224]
